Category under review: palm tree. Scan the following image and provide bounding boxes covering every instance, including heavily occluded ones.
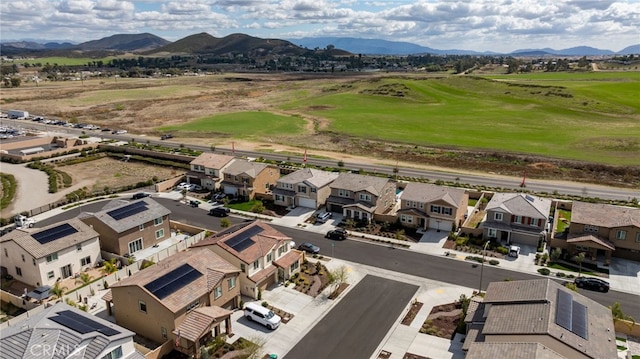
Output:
[101,258,118,276]
[550,248,562,264]
[610,302,636,330]
[50,282,67,300]
[75,272,93,286]
[573,252,586,277]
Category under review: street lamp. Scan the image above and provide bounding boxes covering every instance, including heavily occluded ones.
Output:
[478,241,490,294]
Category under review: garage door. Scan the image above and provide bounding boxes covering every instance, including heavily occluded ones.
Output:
[429,219,453,232]
[329,204,343,213]
[297,197,317,209]
[224,186,238,195]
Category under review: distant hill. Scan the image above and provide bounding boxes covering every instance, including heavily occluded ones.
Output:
[511,46,615,56]
[618,44,640,54]
[287,37,495,55]
[75,33,170,52]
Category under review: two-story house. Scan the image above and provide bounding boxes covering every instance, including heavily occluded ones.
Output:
[552,201,640,263]
[0,302,144,359]
[481,193,551,247]
[396,183,469,232]
[105,248,241,357]
[0,218,101,288]
[192,220,302,299]
[220,159,280,201]
[79,198,171,256]
[326,173,396,222]
[273,168,339,209]
[186,153,236,190]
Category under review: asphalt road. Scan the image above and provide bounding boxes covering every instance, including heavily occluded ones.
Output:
[37,196,640,320]
[284,275,419,359]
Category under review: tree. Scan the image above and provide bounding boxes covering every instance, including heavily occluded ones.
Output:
[10,77,21,87]
[75,272,93,286]
[50,282,67,299]
[328,265,349,296]
[101,258,118,275]
[610,302,636,330]
[550,248,562,264]
[220,218,231,228]
[573,252,586,277]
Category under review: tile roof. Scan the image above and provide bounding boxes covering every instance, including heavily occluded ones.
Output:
[400,182,466,208]
[486,193,551,219]
[571,201,640,228]
[109,248,239,313]
[189,153,235,169]
[81,198,171,233]
[0,302,138,359]
[173,306,232,342]
[278,168,339,188]
[193,220,292,264]
[223,159,271,178]
[465,343,565,359]
[0,218,99,259]
[329,172,392,196]
[567,233,616,251]
[273,250,302,269]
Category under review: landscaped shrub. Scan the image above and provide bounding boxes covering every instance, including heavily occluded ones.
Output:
[556,272,566,278]
[495,246,509,255]
[489,259,499,266]
[538,268,551,275]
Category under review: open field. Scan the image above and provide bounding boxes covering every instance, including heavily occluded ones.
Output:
[2,71,639,183]
[17,56,118,66]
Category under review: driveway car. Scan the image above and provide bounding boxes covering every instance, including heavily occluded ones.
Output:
[189,200,201,208]
[209,207,230,217]
[574,277,609,292]
[176,182,190,190]
[298,242,320,254]
[326,229,348,241]
[315,211,333,224]
[244,303,281,330]
[508,245,521,258]
[132,192,150,200]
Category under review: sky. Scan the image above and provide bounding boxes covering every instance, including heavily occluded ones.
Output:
[1,0,639,52]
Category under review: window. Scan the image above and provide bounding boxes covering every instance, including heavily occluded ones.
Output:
[584,225,599,233]
[154,217,163,226]
[155,229,165,239]
[21,254,25,262]
[3,248,6,257]
[278,245,286,255]
[488,228,497,238]
[128,238,143,254]
[138,224,144,231]
[47,271,54,279]
[161,327,167,340]
[253,260,260,270]
[240,264,246,273]
[214,285,222,299]
[400,214,413,224]
[442,207,453,216]
[310,188,317,193]
[46,253,58,262]
[513,215,522,224]
[32,258,36,266]
[275,194,284,202]
[15,267,22,276]
[186,300,199,312]
[430,205,441,214]
[616,230,626,240]
[266,252,272,262]
[290,261,299,271]
[359,193,371,201]
[81,256,91,266]
[228,277,236,290]
[298,186,307,193]
[101,346,123,359]
[576,245,590,251]
[338,189,350,198]
[139,300,147,313]
[76,244,82,251]
[637,233,640,243]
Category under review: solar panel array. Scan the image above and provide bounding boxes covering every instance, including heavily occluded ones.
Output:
[32,223,78,244]
[107,201,148,220]
[50,310,120,336]
[224,226,263,252]
[555,290,588,339]
[525,194,535,203]
[144,263,203,300]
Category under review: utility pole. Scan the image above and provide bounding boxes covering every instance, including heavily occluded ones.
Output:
[478,241,490,294]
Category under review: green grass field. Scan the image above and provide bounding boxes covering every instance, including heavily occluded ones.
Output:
[17,57,117,66]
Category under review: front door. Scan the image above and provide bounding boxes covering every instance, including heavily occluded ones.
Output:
[60,264,72,279]
[501,231,509,243]
[418,218,426,230]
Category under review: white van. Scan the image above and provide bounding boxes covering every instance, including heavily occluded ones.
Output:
[244,302,281,330]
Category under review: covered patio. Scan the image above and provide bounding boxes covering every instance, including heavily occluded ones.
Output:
[174,306,234,358]
[566,233,615,266]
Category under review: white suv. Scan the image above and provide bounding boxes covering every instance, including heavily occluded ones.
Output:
[244,303,281,330]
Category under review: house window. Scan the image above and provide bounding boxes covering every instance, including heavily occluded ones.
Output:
[266,252,272,262]
[253,260,260,270]
[290,261,299,271]
[139,224,144,231]
[155,229,165,239]
[81,256,91,266]
[128,238,143,254]
[338,189,350,198]
[46,253,58,262]
[3,248,6,257]
[637,233,640,243]
[154,217,163,226]
[32,258,36,266]
[584,225,599,233]
[278,245,286,255]
[101,346,123,359]
[495,213,503,221]
[488,229,497,238]
[139,300,147,313]
[359,193,371,201]
[15,267,22,276]
[430,205,441,214]
[214,285,222,299]
[21,254,25,262]
[513,215,522,224]
[47,271,55,279]
[228,277,236,290]
[76,244,82,251]
[400,214,413,224]
[576,245,590,251]
[275,194,284,202]
[442,207,453,216]
[186,300,200,312]
[311,188,317,193]
[616,230,626,240]
[240,264,246,273]
[298,186,307,193]
[161,327,167,340]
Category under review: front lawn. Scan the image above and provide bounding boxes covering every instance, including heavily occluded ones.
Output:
[555,209,571,233]
[226,199,262,212]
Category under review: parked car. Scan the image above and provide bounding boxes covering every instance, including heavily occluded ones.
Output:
[244,302,281,330]
[112,129,127,134]
[326,229,348,241]
[160,134,174,140]
[298,242,320,254]
[176,182,190,190]
[213,193,227,201]
[132,192,150,200]
[574,277,609,292]
[209,207,230,217]
[315,211,333,224]
[508,245,521,258]
[189,200,201,208]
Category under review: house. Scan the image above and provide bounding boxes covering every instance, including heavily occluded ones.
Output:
[0,218,101,288]
[396,183,468,232]
[273,168,339,209]
[105,248,241,357]
[481,193,551,247]
[551,201,640,263]
[0,302,144,359]
[186,153,235,190]
[220,159,280,200]
[79,198,171,256]
[463,279,617,359]
[325,173,396,222]
[192,220,302,299]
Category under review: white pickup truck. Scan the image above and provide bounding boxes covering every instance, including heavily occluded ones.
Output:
[508,245,521,258]
[14,215,36,229]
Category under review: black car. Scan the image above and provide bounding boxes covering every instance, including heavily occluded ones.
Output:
[132,192,150,199]
[298,242,320,254]
[574,277,609,292]
[209,207,230,217]
[160,134,174,140]
[326,229,348,240]
[189,200,201,208]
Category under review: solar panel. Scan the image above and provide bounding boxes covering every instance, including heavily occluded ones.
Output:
[50,310,119,336]
[107,201,148,220]
[144,264,202,300]
[224,226,262,252]
[555,290,573,331]
[572,301,588,339]
[525,194,535,203]
[32,223,78,244]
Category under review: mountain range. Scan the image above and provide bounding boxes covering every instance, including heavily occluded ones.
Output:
[1,33,638,57]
